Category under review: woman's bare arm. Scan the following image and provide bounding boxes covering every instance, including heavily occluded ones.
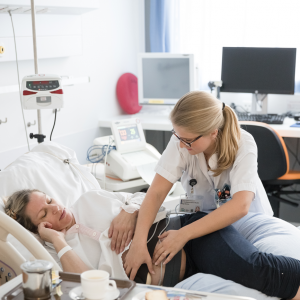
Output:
[52,236,90,273]
[132,174,173,244]
[38,222,90,273]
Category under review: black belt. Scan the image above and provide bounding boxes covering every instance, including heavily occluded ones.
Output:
[134,216,182,287]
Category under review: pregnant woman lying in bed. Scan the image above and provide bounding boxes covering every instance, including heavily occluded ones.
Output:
[4,188,300,299]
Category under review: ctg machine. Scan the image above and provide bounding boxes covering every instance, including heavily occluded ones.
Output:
[93,118,161,192]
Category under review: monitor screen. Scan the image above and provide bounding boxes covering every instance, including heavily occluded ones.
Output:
[138,54,194,105]
[117,124,141,144]
[221,47,296,94]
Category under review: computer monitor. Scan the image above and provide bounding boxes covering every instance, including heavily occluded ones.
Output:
[138,53,195,106]
[221,47,296,113]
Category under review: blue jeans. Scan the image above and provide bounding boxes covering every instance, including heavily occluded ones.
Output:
[181,212,300,299]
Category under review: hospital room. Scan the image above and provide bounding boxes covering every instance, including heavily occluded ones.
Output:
[2,0,300,299]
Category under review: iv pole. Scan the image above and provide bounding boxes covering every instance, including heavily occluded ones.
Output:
[29,0,46,143]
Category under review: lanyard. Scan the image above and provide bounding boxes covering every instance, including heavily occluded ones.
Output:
[189,156,197,194]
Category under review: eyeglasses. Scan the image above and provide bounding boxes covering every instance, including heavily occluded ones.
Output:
[171,129,202,148]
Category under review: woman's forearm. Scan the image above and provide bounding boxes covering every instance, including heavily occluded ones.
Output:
[180,191,254,241]
[132,174,173,243]
[133,188,164,242]
[53,237,90,273]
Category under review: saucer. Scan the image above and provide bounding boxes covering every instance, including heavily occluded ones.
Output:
[69,286,120,300]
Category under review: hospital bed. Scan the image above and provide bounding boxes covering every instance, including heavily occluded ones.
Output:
[0,141,297,300]
[0,142,100,277]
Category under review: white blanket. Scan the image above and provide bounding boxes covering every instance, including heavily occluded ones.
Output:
[0,141,100,263]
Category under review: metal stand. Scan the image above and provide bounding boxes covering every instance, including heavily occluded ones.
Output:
[29,0,45,143]
[251,92,268,114]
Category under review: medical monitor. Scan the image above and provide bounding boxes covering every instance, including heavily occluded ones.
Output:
[221,47,296,94]
[111,118,146,154]
[138,53,195,105]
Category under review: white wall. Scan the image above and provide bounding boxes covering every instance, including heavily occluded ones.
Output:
[0,0,144,169]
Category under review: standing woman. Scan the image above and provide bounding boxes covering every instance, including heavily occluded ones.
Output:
[124,91,300,282]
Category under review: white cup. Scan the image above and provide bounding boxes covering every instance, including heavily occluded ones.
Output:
[80,270,117,299]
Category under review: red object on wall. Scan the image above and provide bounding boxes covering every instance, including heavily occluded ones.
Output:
[116,73,142,114]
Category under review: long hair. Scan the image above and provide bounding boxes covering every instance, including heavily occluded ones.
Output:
[170,91,240,176]
[4,189,40,233]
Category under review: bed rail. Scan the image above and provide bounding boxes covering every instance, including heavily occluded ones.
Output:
[0,211,62,274]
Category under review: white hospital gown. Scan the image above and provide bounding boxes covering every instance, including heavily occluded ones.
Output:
[64,189,145,279]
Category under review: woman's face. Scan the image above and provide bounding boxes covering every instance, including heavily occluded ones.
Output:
[25,191,74,231]
[172,124,218,156]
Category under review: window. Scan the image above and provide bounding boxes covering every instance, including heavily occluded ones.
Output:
[179,0,300,91]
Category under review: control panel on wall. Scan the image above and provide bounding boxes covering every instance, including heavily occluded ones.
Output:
[22,74,64,110]
[0,261,16,286]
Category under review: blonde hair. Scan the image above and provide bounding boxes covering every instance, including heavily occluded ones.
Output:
[4,189,41,233]
[170,91,241,176]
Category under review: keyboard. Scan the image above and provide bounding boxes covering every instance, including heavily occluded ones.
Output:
[236,113,285,124]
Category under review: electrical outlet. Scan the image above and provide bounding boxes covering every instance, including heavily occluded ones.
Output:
[243,100,252,112]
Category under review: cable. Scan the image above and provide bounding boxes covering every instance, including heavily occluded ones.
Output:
[8,11,30,152]
[147,221,161,243]
[86,144,116,163]
[146,216,171,286]
[50,109,57,141]
[103,136,113,190]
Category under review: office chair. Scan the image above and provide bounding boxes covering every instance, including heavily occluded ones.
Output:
[240,121,300,217]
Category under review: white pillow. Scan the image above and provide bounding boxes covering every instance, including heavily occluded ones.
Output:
[0,141,100,261]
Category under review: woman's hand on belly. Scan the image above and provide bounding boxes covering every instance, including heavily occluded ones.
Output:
[123,241,155,280]
[109,209,138,254]
[153,230,188,266]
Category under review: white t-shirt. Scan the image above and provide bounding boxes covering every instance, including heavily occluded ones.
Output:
[155,129,273,216]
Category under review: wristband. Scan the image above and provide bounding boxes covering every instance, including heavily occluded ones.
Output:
[58,245,72,259]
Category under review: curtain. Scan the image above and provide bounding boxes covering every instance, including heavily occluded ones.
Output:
[149,0,180,52]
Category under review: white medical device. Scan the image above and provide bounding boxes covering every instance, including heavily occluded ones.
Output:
[94,118,161,181]
[22,74,64,110]
[138,53,195,106]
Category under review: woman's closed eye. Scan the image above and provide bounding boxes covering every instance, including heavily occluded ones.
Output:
[43,198,52,218]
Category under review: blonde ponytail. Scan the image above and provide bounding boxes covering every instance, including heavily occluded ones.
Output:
[170,91,240,176]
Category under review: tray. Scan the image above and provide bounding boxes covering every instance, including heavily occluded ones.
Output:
[2,272,136,300]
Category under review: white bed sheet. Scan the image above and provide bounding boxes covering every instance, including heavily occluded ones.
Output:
[0,141,100,264]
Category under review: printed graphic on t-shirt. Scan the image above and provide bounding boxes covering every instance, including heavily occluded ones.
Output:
[214,184,232,206]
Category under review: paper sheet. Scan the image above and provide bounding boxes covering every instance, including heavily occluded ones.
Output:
[137,162,176,195]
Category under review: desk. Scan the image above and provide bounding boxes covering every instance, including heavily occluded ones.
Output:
[99,114,300,138]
